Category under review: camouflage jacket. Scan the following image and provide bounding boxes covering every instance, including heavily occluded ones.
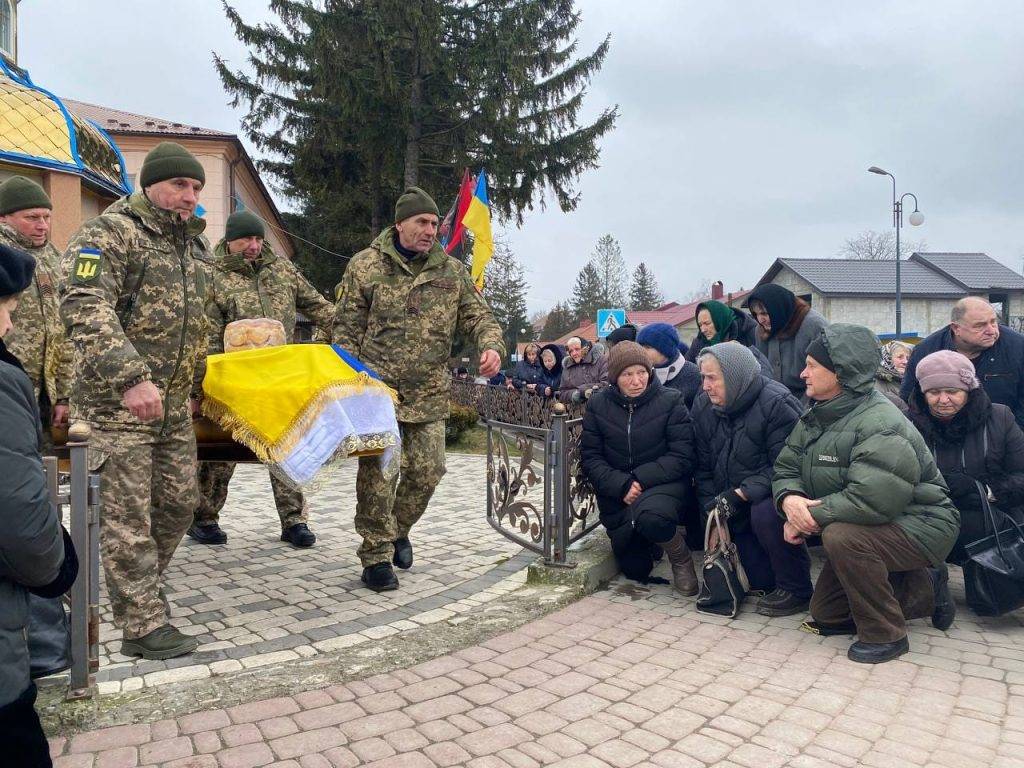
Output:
[333,227,504,422]
[202,239,334,354]
[0,225,74,404]
[59,192,210,433]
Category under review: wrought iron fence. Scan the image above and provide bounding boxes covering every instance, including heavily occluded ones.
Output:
[468,380,598,565]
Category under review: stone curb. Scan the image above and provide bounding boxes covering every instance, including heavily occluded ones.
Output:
[526,529,619,593]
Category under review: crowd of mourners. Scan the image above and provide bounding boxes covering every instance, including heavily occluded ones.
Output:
[481,289,1024,665]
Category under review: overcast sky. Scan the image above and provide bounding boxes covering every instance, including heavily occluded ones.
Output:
[19,1,1024,312]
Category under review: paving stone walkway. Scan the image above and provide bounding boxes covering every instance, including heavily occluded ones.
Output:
[51,554,1024,767]
[87,454,531,693]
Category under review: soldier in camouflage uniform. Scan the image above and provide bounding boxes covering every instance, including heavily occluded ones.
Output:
[59,142,210,660]
[0,177,75,441]
[189,209,334,548]
[334,187,504,591]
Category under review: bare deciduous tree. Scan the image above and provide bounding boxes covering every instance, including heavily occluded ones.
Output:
[839,229,927,260]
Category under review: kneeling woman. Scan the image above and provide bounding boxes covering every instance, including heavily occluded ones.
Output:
[692,342,810,616]
[581,342,697,591]
[907,350,1024,565]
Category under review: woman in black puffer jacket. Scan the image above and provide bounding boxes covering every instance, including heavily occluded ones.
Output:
[907,350,1024,565]
[581,342,697,591]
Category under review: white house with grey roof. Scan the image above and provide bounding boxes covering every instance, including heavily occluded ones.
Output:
[754,253,1024,337]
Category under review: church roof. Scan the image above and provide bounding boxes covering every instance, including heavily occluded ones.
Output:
[0,60,130,196]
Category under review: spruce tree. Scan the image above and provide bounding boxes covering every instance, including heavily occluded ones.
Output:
[540,300,578,340]
[590,234,627,308]
[571,262,603,322]
[629,262,663,311]
[482,242,532,363]
[216,1,618,276]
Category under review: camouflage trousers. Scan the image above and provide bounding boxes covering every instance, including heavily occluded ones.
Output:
[194,462,307,529]
[355,419,446,567]
[90,421,197,640]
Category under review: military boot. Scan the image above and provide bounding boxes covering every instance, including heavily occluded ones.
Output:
[362,563,399,592]
[281,523,316,548]
[187,523,227,545]
[121,624,198,660]
[661,529,698,596]
[393,537,413,569]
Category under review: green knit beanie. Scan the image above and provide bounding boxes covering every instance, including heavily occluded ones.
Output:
[394,186,439,223]
[0,176,52,215]
[139,141,206,187]
[225,209,265,241]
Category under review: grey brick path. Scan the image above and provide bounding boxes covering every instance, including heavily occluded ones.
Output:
[52,559,1024,767]
[89,454,532,692]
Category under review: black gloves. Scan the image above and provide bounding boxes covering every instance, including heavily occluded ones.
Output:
[28,526,79,599]
[710,489,749,521]
[943,471,981,503]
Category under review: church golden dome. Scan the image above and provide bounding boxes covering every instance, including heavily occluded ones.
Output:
[0,60,129,195]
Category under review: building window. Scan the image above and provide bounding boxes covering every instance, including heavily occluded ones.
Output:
[0,1,12,60]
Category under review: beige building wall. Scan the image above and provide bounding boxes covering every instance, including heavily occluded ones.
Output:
[113,135,293,258]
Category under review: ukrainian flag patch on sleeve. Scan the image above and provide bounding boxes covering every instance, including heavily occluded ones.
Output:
[72,248,103,284]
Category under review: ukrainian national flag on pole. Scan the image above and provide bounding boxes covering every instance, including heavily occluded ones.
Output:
[461,170,494,290]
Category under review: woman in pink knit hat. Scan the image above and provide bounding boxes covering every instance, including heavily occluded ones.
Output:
[907,349,1024,570]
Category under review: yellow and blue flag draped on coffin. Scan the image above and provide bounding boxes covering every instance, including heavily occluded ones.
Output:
[202,344,400,487]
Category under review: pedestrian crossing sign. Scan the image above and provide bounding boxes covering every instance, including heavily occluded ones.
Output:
[597,308,627,338]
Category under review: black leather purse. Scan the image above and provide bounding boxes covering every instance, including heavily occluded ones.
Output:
[696,499,750,618]
[964,480,1024,617]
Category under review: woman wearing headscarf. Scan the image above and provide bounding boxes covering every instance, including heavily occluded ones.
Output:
[906,350,1024,566]
[0,242,78,766]
[581,342,697,592]
[635,323,701,408]
[692,342,810,616]
[510,342,544,392]
[537,343,563,398]
[746,284,829,399]
[686,300,761,358]
[874,340,912,399]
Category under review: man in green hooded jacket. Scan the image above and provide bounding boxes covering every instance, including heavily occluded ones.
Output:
[333,187,504,592]
[773,323,959,664]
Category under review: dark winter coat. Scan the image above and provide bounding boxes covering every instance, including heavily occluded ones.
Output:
[692,376,803,531]
[751,297,829,399]
[772,324,960,566]
[907,388,1024,558]
[537,343,563,396]
[581,378,695,554]
[0,342,66,708]
[558,346,608,402]
[900,324,1024,429]
[510,357,545,390]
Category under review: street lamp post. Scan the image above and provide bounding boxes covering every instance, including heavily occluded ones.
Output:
[868,166,925,338]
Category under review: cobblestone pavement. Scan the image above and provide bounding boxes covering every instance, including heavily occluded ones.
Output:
[52,554,1024,767]
[87,454,531,693]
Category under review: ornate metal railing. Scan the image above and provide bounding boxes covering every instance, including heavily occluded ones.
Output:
[480,388,598,565]
[451,379,585,427]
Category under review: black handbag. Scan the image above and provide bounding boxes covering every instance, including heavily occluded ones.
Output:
[964,480,1024,616]
[696,499,749,618]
